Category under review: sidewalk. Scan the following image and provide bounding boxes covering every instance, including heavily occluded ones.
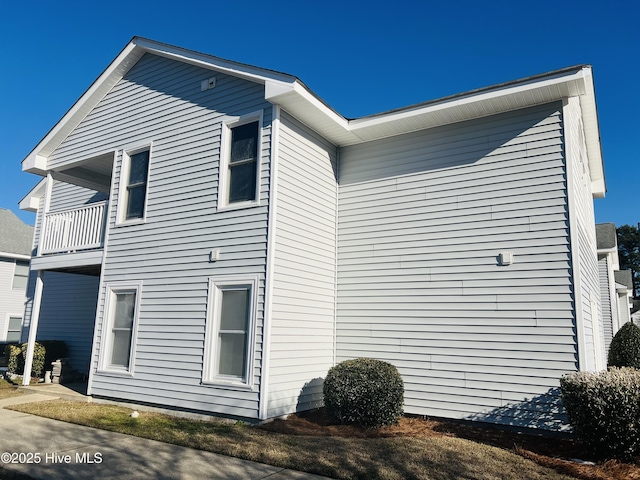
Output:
[0,393,332,480]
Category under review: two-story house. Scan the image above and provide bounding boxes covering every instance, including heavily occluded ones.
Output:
[19,37,606,429]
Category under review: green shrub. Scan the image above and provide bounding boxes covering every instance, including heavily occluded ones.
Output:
[38,340,69,368]
[560,367,640,459]
[608,322,640,369]
[4,343,46,378]
[4,344,22,374]
[323,358,404,428]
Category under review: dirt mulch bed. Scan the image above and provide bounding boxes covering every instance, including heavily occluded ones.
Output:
[260,410,640,480]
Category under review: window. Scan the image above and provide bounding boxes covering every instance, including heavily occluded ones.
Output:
[117,146,151,224]
[12,261,29,290]
[100,282,141,374]
[218,112,262,210]
[203,275,258,386]
[6,316,22,343]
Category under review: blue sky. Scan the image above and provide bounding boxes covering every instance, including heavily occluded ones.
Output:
[1,0,638,227]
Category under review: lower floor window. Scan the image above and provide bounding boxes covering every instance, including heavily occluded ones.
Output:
[101,282,141,374]
[204,275,258,386]
[6,316,22,343]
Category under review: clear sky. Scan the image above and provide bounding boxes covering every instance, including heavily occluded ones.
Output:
[1,0,638,227]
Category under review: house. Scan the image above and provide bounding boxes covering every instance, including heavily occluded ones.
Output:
[0,209,34,344]
[596,223,635,352]
[18,37,607,429]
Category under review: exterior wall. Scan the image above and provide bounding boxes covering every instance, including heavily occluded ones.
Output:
[598,255,618,352]
[617,292,631,326]
[0,257,28,342]
[564,97,604,371]
[267,111,337,417]
[48,53,272,418]
[336,103,577,428]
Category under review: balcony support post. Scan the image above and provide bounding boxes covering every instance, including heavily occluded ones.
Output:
[22,270,44,385]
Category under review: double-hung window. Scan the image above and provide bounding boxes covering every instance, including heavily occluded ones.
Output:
[218,112,262,210]
[12,261,29,290]
[100,282,141,374]
[117,146,151,224]
[203,275,258,387]
[6,316,22,343]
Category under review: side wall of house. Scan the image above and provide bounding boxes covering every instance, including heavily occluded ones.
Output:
[49,53,272,419]
[598,255,618,353]
[267,110,337,417]
[0,257,28,342]
[564,97,604,371]
[336,103,577,429]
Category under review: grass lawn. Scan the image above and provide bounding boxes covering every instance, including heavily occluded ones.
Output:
[0,377,23,399]
[8,399,580,480]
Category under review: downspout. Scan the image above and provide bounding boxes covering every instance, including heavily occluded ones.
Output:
[259,104,281,420]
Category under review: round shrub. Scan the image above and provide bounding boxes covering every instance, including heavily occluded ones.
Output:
[323,358,404,428]
[560,367,640,459]
[608,322,640,369]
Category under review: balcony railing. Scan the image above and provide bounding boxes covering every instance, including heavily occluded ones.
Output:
[40,201,107,255]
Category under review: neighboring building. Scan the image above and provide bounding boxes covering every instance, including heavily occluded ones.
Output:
[18,37,606,430]
[0,209,34,343]
[596,223,635,352]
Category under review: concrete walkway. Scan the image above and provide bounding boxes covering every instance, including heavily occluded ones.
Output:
[0,393,332,480]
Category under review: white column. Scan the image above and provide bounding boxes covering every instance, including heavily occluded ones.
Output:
[22,270,44,386]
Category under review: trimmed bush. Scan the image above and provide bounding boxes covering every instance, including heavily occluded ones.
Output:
[4,344,22,375]
[608,322,640,369]
[560,367,640,459]
[4,343,46,378]
[323,358,404,428]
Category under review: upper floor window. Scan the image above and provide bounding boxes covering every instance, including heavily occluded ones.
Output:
[218,112,262,210]
[12,261,29,290]
[6,316,22,343]
[117,145,151,225]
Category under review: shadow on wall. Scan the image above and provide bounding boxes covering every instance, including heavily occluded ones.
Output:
[465,387,570,432]
[296,377,325,413]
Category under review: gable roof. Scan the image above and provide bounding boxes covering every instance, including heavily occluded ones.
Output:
[615,270,634,291]
[596,223,618,251]
[0,209,34,258]
[22,37,605,196]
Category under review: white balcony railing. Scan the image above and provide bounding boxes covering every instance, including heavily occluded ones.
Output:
[40,201,107,255]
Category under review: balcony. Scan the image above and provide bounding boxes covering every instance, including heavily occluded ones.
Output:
[33,201,107,273]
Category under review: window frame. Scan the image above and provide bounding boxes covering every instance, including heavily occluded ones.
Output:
[217,111,263,212]
[12,260,29,290]
[98,281,142,376]
[116,143,152,226]
[202,274,259,389]
[5,315,22,343]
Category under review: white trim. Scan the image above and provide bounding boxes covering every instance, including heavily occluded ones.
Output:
[0,252,31,261]
[203,274,259,390]
[19,179,46,212]
[36,174,53,257]
[563,98,587,372]
[87,151,117,395]
[217,110,263,212]
[97,281,143,377]
[259,105,280,419]
[115,142,153,226]
[3,313,23,344]
[22,270,44,385]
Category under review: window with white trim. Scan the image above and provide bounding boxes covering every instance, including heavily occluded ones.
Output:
[100,282,141,374]
[12,261,29,290]
[218,112,262,210]
[117,146,151,224]
[6,316,22,343]
[203,275,258,386]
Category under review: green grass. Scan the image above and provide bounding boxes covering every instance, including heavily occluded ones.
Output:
[9,400,575,480]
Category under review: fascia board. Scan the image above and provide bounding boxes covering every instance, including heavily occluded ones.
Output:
[0,252,31,261]
[577,67,606,197]
[21,41,143,171]
[19,179,46,212]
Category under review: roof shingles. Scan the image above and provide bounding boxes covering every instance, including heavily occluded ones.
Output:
[0,209,34,256]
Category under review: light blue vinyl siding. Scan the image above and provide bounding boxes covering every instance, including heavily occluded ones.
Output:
[49,53,272,418]
[337,103,577,428]
[267,111,337,417]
